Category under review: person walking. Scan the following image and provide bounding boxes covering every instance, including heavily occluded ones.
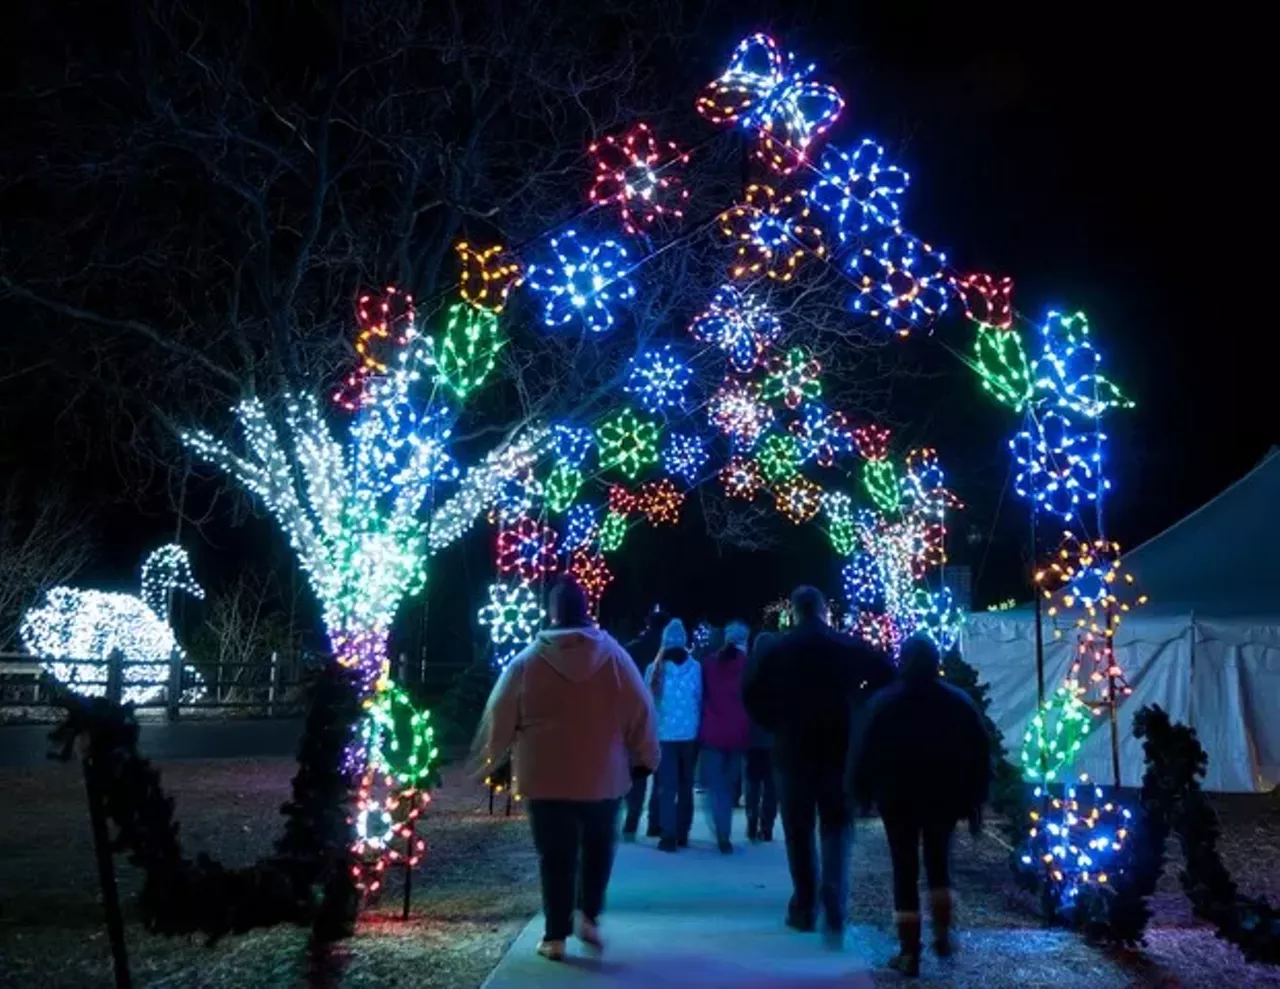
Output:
[743,586,895,946]
[744,630,779,843]
[699,620,752,853]
[477,578,659,962]
[646,618,701,852]
[849,636,991,977]
[623,607,668,840]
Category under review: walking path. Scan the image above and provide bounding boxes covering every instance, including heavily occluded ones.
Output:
[483,799,1138,989]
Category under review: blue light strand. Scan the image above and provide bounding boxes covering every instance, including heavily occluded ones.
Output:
[625,345,694,413]
[526,229,637,334]
[662,431,710,484]
[811,139,910,239]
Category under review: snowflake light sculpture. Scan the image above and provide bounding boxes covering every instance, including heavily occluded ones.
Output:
[774,475,823,523]
[596,408,662,480]
[478,580,544,650]
[588,123,690,235]
[850,234,950,337]
[21,544,206,705]
[625,345,693,413]
[435,303,505,400]
[1011,410,1098,521]
[662,431,709,484]
[456,241,523,313]
[688,285,782,374]
[762,347,823,408]
[639,478,684,526]
[721,456,763,500]
[811,139,910,238]
[333,287,416,411]
[496,516,559,581]
[526,229,637,334]
[790,403,854,468]
[952,272,1014,331]
[709,379,773,449]
[974,323,1035,411]
[718,184,826,281]
[695,32,844,174]
[1033,311,1134,420]
[757,433,803,484]
[562,503,600,550]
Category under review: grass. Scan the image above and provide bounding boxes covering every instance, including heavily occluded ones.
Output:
[0,759,539,988]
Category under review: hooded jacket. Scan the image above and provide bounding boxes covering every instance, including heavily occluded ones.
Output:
[481,626,660,802]
[700,643,751,750]
[646,646,702,742]
[848,643,992,820]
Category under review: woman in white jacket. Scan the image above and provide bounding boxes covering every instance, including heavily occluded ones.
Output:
[645,619,701,852]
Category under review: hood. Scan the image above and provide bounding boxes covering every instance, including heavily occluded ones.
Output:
[531,627,614,682]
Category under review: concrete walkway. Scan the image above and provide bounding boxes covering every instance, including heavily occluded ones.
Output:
[482,802,879,988]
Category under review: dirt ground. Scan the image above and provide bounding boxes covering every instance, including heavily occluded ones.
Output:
[1,758,1278,988]
[0,759,540,988]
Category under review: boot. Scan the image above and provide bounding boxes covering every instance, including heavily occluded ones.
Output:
[887,911,921,977]
[747,816,759,842]
[929,888,954,957]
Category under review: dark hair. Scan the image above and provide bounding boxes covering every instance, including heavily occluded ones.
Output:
[548,577,590,629]
[899,635,941,681]
[790,585,827,621]
[751,630,779,660]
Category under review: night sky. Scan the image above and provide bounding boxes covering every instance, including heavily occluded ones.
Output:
[1,1,1270,655]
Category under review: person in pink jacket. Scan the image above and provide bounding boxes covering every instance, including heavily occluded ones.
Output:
[699,620,752,853]
[478,578,660,961]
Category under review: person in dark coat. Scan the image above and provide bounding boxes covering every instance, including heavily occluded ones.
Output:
[623,606,668,839]
[743,586,895,946]
[699,621,752,853]
[744,630,779,842]
[849,635,992,977]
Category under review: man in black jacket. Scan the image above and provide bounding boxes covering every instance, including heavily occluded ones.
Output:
[743,586,895,945]
[622,605,667,839]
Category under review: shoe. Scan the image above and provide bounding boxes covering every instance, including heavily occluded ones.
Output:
[677,836,689,848]
[536,939,566,961]
[657,838,678,853]
[785,910,816,933]
[929,888,954,958]
[887,911,922,977]
[718,839,733,855]
[576,915,604,955]
[822,925,844,951]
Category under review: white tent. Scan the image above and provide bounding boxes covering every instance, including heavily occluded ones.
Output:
[962,449,1280,793]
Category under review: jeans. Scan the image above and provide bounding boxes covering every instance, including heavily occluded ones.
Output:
[744,748,777,836]
[527,798,621,941]
[776,766,852,931]
[700,747,744,842]
[658,740,697,842]
[623,773,660,834]
[881,806,955,912]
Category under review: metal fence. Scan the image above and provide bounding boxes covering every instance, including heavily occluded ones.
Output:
[0,651,471,723]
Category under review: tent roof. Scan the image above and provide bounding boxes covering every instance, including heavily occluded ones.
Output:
[1123,448,1280,617]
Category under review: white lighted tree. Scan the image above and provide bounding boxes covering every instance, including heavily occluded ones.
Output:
[183,333,549,699]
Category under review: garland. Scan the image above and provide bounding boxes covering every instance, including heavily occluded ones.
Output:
[48,661,362,943]
[1023,705,1280,964]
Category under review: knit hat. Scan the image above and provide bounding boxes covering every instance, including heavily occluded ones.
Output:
[725,621,750,649]
[661,618,688,649]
